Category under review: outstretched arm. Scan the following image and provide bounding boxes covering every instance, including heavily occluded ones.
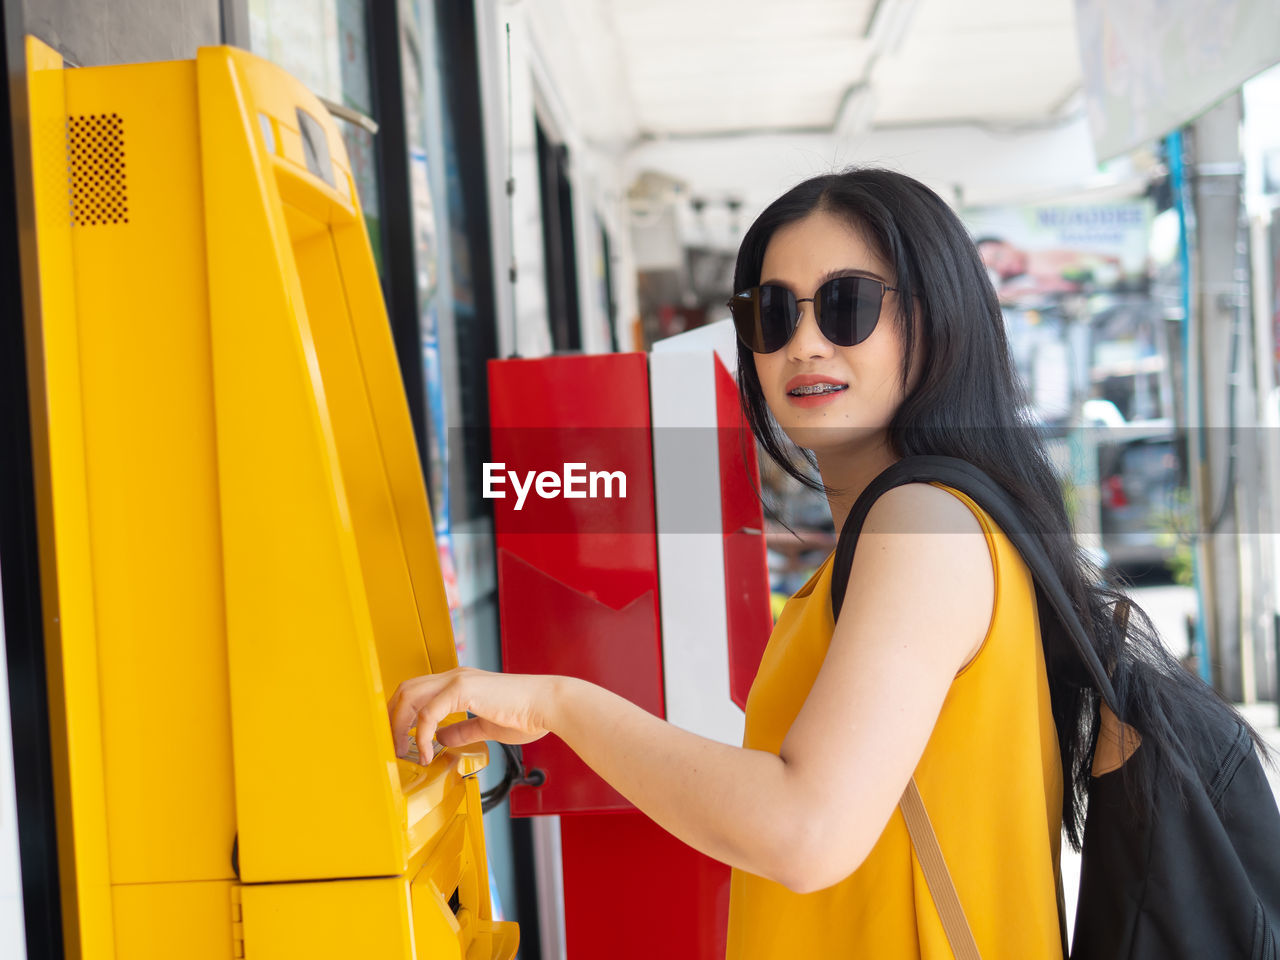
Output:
[388,483,993,893]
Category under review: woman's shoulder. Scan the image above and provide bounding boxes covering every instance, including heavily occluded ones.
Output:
[856,480,990,539]
[846,482,996,672]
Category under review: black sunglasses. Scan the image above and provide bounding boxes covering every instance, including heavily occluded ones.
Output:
[726,275,898,354]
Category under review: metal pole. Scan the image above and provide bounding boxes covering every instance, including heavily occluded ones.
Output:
[1188,93,1248,701]
[1171,128,1216,685]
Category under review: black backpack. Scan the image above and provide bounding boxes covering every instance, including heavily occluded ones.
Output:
[828,455,1280,960]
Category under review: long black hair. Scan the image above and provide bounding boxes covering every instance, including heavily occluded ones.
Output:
[733,166,1267,850]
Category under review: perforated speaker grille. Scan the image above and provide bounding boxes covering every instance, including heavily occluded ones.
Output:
[68,113,128,227]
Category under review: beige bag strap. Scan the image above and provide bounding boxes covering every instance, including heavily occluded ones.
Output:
[900,777,982,960]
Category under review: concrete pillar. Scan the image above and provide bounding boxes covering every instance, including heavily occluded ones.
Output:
[1187,92,1273,702]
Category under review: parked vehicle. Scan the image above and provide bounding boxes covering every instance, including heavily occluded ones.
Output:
[1097,420,1189,571]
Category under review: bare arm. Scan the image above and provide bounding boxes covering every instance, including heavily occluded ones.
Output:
[389,483,993,892]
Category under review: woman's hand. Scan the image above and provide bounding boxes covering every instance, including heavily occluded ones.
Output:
[387,667,558,760]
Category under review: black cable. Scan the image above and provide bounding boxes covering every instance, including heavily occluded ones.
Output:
[480,742,546,814]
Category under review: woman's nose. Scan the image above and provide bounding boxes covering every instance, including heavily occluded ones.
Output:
[787,299,834,359]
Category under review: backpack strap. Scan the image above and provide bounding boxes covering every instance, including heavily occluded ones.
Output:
[828,455,1120,710]
[898,761,1076,959]
[900,778,983,960]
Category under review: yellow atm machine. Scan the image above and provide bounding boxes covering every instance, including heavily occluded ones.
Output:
[22,36,516,960]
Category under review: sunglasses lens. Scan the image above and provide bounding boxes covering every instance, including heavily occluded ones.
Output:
[729,277,887,352]
[729,285,796,353]
[817,276,884,347]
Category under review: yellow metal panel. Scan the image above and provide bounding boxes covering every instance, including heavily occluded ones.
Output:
[218,49,355,220]
[25,35,116,960]
[412,877,464,960]
[411,785,518,960]
[458,777,519,958]
[197,45,409,882]
[462,778,498,920]
[288,217,436,712]
[274,117,306,172]
[331,219,460,676]
[60,58,237,888]
[112,881,234,960]
[470,923,520,960]
[400,743,487,859]
[241,876,415,959]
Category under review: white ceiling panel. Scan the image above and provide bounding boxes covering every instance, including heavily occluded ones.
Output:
[523,0,1088,146]
[871,0,1082,125]
[605,0,878,133]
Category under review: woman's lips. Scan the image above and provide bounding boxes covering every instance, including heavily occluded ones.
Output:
[786,384,848,408]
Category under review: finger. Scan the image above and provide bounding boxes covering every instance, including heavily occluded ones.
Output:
[436,717,489,748]
[389,678,427,731]
[389,669,472,756]
[413,698,457,759]
[387,681,407,724]
[389,676,448,755]
[388,679,422,750]
[390,693,424,756]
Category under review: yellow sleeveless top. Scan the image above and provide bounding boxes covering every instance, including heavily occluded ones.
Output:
[725,485,1065,959]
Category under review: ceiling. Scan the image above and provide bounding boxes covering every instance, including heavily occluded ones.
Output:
[526,0,1086,146]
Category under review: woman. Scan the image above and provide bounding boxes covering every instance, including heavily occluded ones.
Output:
[388,168,1241,957]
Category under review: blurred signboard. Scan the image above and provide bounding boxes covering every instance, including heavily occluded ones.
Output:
[1074,0,1280,161]
[965,199,1157,428]
[966,200,1153,303]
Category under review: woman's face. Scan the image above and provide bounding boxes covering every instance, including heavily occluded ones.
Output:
[752,209,912,457]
